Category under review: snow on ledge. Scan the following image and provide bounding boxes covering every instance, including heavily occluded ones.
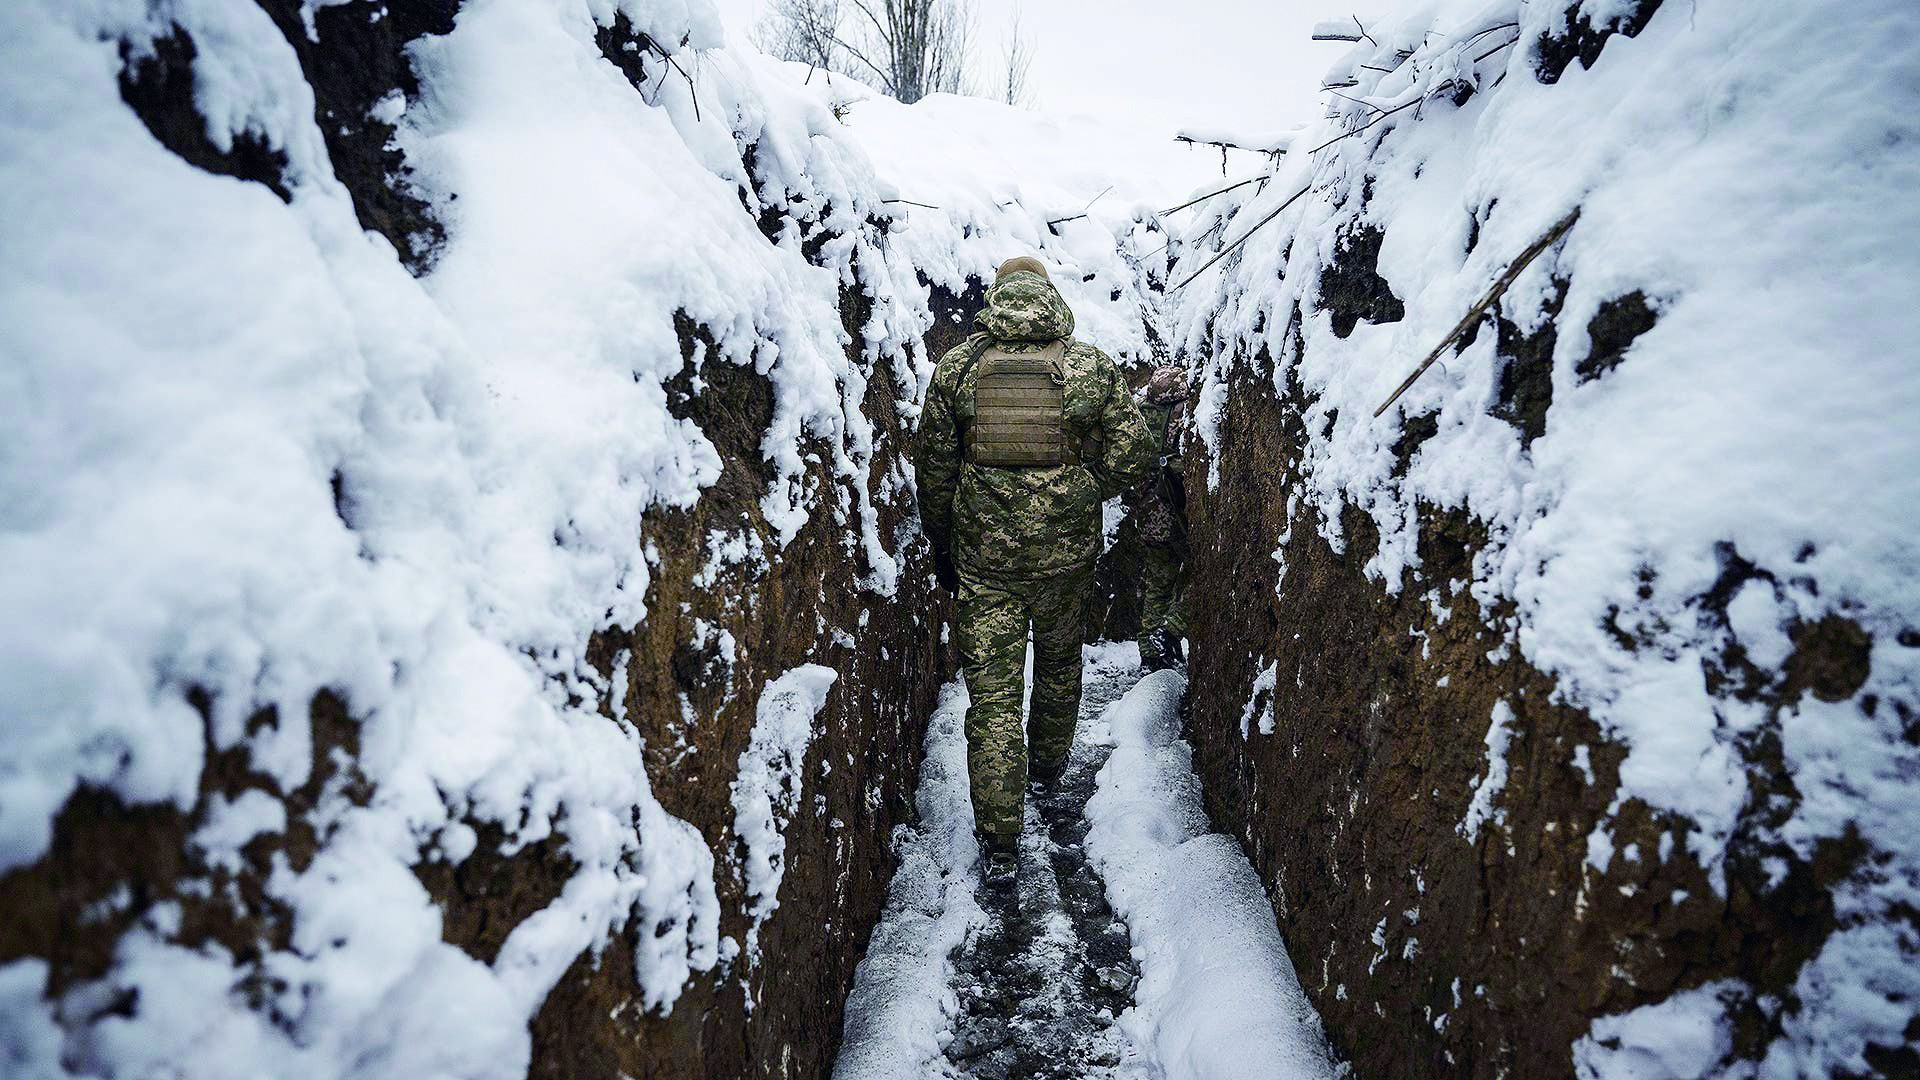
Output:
[731,663,839,961]
[1457,700,1515,841]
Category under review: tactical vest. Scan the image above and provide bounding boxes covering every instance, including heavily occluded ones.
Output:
[964,340,1078,468]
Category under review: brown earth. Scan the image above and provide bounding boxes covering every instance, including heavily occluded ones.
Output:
[1182,345,1883,1075]
[520,294,953,1080]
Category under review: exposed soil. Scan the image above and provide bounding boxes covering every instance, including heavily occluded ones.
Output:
[522,290,952,1078]
[1576,290,1659,383]
[1535,0,1665,85]
[250,0,455,272]
[0,690,372,1014]
[1181,361,1870,1076]
[118,26,292,203]
[1317,223,1405,339]
[1492,276,1569,447]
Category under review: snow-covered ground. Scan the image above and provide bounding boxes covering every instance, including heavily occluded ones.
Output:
[1166,0,1920,1072]
[836,646,1338,1079]
[1085,669,1341,1080]
[835,681,988,1077]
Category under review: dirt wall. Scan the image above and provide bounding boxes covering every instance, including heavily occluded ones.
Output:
[1182,360,1893,1077]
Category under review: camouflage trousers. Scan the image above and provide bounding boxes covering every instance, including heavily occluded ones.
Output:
[954,561,1092,841]
[1137,542,1188,665]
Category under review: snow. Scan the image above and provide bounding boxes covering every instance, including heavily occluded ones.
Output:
[834,680,984,1080]
[0,961,65,1080]
[1239,660,1279,738]
[1573,980,1743,1080]
[730,663,839,959]
[191,789,288,873]
[1725,580,1792,671]
[1084,670,1340,1080]
[1171,0,1920,1067]
[824,74,1220,369]
[11,0,1911,1071]
[1457,700,1514,841]
[1312,18,1373,43]
[1175,126,1302,155]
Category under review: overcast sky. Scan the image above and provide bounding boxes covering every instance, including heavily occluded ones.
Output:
[709,0,1340,140]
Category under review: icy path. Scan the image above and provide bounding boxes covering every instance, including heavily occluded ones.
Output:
[835,644,1341,1080]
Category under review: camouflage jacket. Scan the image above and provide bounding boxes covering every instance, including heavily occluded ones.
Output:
[917,271,1152,578]
[1134,397,1185,548]
[1132,367,1191,548]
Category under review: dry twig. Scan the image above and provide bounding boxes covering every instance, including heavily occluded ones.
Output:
[1047,185,1113,227]
[1372,208,1581,418]
[1157,174,1268,217]
[1307,94,1422,154]
[1169,184,1314,293]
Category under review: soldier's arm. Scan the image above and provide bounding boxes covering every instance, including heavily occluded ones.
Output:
[915,345,966,548]
[1092,351,1154,498]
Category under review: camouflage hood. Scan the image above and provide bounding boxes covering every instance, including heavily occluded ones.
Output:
[976,271,1075,343]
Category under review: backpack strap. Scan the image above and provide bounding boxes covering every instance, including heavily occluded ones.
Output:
[948,336,993,448]
[956,335,993,388]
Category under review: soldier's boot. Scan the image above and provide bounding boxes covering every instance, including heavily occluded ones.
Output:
[978,831,1020,907]
[1027,756,1066,793]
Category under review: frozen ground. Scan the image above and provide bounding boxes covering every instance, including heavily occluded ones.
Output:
[835,644,1341,1080]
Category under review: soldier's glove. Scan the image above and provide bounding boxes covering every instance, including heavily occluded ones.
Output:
[932,547,959,594]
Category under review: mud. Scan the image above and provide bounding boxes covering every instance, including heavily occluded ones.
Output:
[943,661,1139,1080]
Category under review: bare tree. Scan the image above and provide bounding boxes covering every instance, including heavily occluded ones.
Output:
[752,0,843,72]
[835,0,976,104]
[756,0,989,106]
[999,4,1034,107]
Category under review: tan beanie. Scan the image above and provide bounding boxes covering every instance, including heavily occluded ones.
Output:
[995,256,1049,282]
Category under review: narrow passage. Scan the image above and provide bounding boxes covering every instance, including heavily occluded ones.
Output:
[835,645,1341,1080]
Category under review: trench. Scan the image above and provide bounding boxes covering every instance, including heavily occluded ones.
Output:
[937,658,1140,1080]
[834,644,1340,1080]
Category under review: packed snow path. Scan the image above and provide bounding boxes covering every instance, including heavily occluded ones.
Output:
[835,646,1341,1080]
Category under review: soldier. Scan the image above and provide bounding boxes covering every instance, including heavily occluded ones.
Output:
[917,256,1152,894]
[1134,366,1191,673]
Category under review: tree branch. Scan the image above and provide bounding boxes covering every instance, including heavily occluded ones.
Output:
[1372,208,1582,417]
[1170,184,1314,292]
[1157,174,1268,217]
